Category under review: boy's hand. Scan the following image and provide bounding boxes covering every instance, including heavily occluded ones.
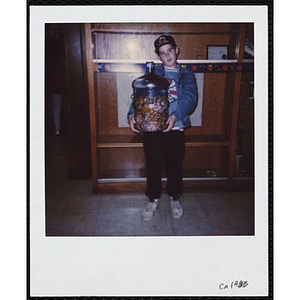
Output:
[163,115,176,132]
[128,116,140,133]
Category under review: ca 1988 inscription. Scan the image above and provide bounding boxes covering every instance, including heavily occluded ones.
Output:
[219,280,249,290]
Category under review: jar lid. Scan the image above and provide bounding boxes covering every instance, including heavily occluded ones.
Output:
[132,63,169,90]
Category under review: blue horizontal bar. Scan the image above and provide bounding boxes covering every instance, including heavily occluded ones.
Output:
[97,62,254,73]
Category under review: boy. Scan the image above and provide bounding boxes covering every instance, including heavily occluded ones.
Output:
[128,35,198,221]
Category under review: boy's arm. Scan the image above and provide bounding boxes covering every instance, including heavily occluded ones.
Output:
[127,99,140,133]
[170,72,198,121]
[127,98,135,120]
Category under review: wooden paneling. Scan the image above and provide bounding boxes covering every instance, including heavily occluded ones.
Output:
[95,33,158,60]
[183,147,222,170]
[93,23,236,33]
[93,23,166,31]
[95,72,132,136]
[63,23,91,180]
[98,148,146,174]
[97,147,223,178]
[85,23,252,192]
[168,23,233,33]
[222,73,236,136]
[96,73,118,135]
[237,108,254,177]
[228,23,246,181]
[94,30,231,60]
[85,23,98,186]
[201,73,226,134]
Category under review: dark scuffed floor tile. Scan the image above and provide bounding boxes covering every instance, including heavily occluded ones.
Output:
[94,212,135,236]
[62,197,101,214]
[99,194,134,213]
[134,210,175,236]
[46,216,61,236]
[177,193,202,211]
[52,212,98,236]
[48,180,94,199]
[93,232,135,236]
[234,191,254,211]
[239,208,255,234]
[206,210,254,235]
[197,192,243,211]
[171,210,213,236]
[46,197,68,218]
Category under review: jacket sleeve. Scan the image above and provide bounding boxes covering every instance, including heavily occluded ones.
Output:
[127,95,135,119]
[170,71,198,122]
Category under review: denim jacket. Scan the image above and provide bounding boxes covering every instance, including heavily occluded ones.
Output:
[128,64,198,129]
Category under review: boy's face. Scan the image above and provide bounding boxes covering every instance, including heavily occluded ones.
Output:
[157,44,179,69]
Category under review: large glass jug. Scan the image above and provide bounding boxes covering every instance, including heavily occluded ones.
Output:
[132,62,170,132]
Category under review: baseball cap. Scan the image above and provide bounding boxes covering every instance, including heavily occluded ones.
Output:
[154,35,177,54]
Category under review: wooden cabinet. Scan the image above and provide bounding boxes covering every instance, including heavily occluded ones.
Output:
[236,72,254,177]
[84,23,254,193]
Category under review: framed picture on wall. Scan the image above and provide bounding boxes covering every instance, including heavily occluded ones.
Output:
[207,45,228,60]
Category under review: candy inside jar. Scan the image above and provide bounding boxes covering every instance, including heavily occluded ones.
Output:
[132,62,170,132]
[134,94,169,132]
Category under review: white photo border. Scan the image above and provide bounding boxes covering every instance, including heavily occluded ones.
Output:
[29,5,270,298]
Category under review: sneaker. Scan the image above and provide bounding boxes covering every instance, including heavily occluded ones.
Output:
[141,199,159,221]
[170,197,183,219]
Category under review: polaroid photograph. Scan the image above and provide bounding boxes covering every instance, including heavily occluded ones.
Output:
[29,4,271,298]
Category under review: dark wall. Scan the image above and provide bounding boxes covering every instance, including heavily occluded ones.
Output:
[63,23,91,180]
[45,23,92,180]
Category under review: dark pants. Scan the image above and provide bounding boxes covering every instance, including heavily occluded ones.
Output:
[143,130,185,199]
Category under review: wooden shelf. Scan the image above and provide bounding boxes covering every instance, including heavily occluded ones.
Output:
[97,135,143,148]
[185,135,230,147]
[97,168,229,181]
[91,29,239,35]
[97,134,230,148]
[94,172,253,194]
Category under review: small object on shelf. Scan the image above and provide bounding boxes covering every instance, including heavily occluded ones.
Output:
[206,169,222,177]
[132,62,170,132]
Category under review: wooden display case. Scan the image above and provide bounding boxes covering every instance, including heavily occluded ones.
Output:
[85,23,253,193]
